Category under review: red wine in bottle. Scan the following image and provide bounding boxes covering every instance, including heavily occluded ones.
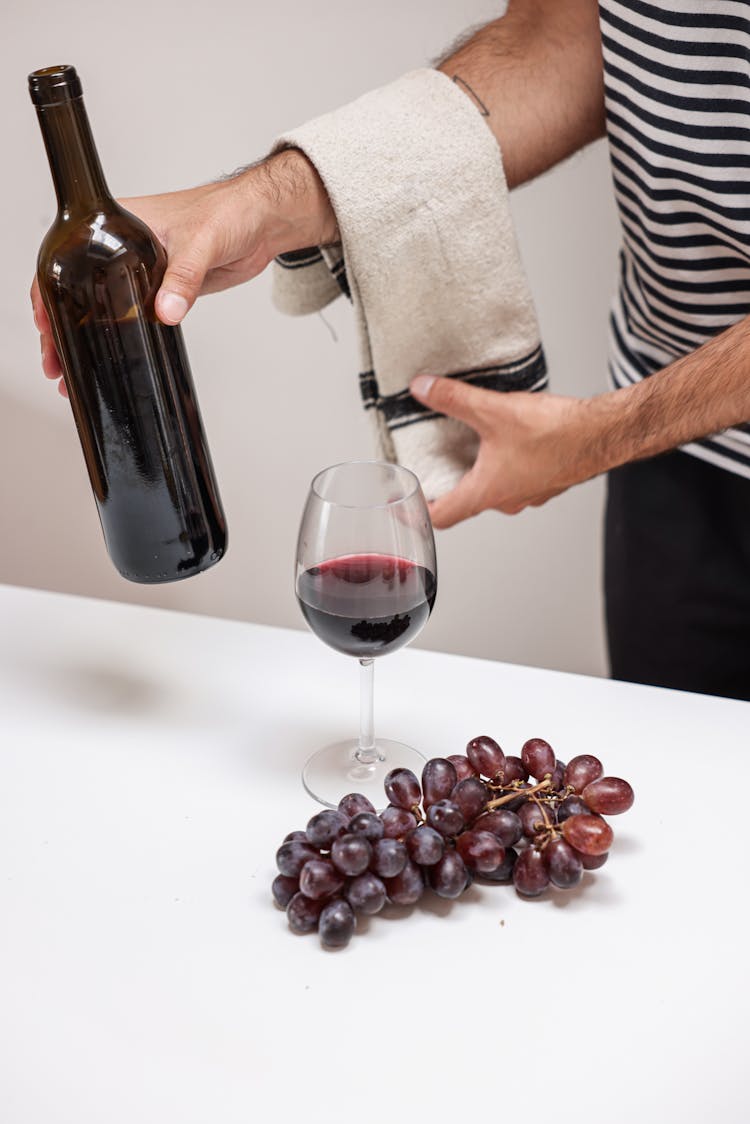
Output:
[29,65,227,583]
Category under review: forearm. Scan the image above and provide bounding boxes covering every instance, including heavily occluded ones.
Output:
[437,0,605,188]
[580,319,750,476]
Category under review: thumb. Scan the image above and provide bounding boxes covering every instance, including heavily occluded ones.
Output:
[428,470,483,530]
[155,241,212,325]
[410,374,488,434]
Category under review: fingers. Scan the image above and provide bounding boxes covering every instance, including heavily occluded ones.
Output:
[30,278,49,332]
[410,374,489,434]
[31,277,64,381]
[41,337,62,380]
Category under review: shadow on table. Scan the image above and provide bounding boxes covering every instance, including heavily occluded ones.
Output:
[4,648,177,718]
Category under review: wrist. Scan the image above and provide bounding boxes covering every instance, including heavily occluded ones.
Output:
[575,383,663,479]
[248,148,338,260]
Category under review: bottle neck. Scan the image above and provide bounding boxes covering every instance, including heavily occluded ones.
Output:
[36,96,111,217]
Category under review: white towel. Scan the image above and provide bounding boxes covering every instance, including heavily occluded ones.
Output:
[272,68,546,500]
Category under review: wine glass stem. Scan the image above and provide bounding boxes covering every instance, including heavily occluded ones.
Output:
[356,657,379,765]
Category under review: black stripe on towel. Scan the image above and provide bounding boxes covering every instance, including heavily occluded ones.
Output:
[275,248,324,269]
[359,345,547,431]
[327,256,351,299]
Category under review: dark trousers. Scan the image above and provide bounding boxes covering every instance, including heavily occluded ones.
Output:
[605,449,750,702]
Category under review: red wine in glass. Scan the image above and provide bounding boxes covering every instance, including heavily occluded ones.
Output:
[296,553,437,659]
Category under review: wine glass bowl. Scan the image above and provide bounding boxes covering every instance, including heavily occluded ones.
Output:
[295,461,437,807]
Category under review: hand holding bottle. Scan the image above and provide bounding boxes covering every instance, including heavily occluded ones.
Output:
[31,148,338,395]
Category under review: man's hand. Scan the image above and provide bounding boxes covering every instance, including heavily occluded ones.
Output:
[410,374,591,528]
[31,148,337,396]
[412,307,750,529]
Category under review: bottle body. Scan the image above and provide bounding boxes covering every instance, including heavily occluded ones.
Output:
[31,66,227,583]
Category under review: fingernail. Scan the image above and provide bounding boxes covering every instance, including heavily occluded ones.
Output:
[410,374,436,400]
[159,291,189,324]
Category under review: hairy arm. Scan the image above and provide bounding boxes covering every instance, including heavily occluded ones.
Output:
[410,319,750,526]
[584,321,750,470]
[437,0,606,188]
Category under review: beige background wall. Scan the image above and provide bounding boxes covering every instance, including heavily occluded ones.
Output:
[1,0,620,677]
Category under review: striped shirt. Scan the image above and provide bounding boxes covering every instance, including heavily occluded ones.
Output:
[601,0,750,477]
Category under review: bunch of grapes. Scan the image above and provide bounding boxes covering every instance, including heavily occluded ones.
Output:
[273,736,634,949]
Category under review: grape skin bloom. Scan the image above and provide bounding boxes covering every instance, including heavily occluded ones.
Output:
[319,899,356,949]
[582,776,634,815]
[331,834,372,877]
[384,767,421,810]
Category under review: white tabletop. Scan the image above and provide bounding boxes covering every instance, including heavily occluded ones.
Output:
[0,583,747,1123]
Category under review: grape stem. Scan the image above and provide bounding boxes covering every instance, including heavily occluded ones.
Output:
[530,795,553,834]
[485,777,552,811]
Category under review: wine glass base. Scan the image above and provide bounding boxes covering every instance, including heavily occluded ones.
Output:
[302,738,426,810]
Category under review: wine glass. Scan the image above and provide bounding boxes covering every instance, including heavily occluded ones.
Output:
[295,460,437,808]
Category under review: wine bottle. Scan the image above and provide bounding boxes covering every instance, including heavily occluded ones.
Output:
[29,65,227,583]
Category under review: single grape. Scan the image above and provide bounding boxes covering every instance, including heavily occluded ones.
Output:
[466,735,505,779]
[544,837,584,888]
[582,776,634,815]
[346,872,387,915]
[451,777,488,823]
[380,804,418,839]
[477,846,518,883]
[500,755,528,784]
[347,811,385,843]
[513,847,550,897]
[573,848,609,871]
[445,754,478,783]
[557,794,590,823]
[331,833,373,877]
[561,813,613,856]
[426,799,465,838]
[429,851,470,899]
[405,825,445,866]
[272,874,299,909]
[319,898,356,949]
[287,892,324,934]
[519,800,553,840]
[521,738,556,780]
[563,754,603,793]
[283,830,309,844]
[338,792,376,819]
[422,758,459,806]
[306,810,349,849]
[473,809,523,847]
[456,830,505,873]
[549,760,566,790]
[299,858,346,900]
[276,840,320,878]
[384,767,422,811]
[371,837,408,878]
[385,860,425,905]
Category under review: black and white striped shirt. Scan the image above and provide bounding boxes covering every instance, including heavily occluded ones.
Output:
[601,0,750,477]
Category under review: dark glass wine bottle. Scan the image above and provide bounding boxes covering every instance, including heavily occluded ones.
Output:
[29,65,227,583]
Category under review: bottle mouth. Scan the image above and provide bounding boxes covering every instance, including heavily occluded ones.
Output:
[28,65,82,107]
